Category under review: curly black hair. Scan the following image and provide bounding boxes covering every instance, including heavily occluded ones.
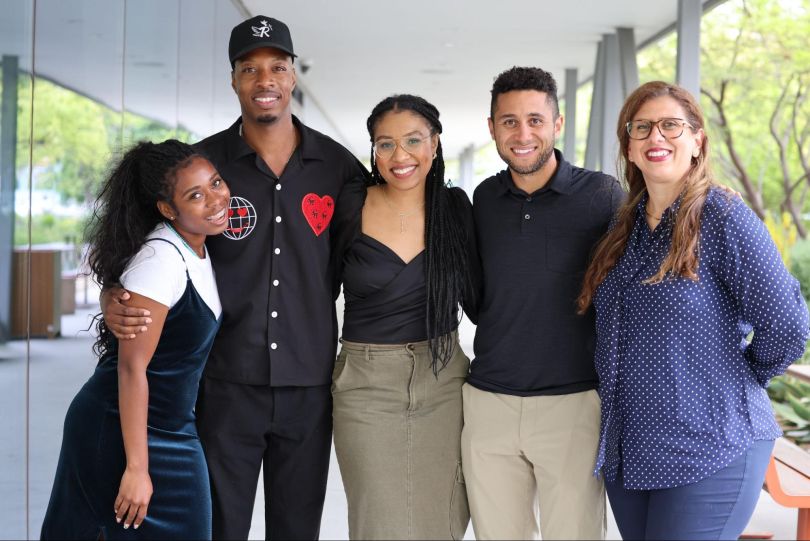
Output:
[490,66,559,118]
[366,94,472,375]
[85,139,202,357]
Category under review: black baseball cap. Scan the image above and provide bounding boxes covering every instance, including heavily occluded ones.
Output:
[228,16,296,67]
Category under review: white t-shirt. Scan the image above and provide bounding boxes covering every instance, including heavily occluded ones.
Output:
[120,223,222,318]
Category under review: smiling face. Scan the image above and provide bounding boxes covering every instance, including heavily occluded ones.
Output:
[489,90,562,177]
[627,95,703,189]
[372,110,438,192]
[231,47,296,126]
[158,157,231,240]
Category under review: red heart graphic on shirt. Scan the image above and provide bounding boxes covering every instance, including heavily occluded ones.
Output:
[301,193,334,236]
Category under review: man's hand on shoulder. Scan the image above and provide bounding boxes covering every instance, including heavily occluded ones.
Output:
[100,287,152,340]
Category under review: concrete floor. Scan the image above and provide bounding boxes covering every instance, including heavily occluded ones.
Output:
[0,307,799,540]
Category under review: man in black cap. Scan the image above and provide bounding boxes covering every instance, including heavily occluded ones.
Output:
[104,15,367,539]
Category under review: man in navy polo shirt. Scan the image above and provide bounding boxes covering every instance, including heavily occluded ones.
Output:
[461,66,625,540]
[104,15,366,539]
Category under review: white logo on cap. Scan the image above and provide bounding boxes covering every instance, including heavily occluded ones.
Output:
[251,20,272,38]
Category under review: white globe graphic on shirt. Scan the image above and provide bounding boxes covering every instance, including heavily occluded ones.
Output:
[223,196,257,240]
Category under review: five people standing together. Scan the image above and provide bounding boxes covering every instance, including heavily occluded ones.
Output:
[41,12,808,541]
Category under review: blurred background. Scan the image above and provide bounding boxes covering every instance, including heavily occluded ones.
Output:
[1,0,809,538]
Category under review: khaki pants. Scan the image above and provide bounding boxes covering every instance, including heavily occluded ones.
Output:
[461,384,605,540]
[332,336,470,540]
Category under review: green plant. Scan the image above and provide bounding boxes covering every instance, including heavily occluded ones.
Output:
[769,375,810,445]
[791,238,810,302]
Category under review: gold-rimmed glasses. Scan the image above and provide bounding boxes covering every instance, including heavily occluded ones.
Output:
[373,134,432,159]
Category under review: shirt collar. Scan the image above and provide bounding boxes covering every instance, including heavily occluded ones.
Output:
[223,114,322,163]
[494,149,575,197]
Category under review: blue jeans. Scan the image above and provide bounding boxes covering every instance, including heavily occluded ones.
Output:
[605,439,774,540]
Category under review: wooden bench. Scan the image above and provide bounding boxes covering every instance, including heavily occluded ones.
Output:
[786,365,810,385]
[764,437,810,540]
[744,365,810,540]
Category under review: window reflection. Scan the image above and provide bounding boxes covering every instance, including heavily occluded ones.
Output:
[0,0,241,536]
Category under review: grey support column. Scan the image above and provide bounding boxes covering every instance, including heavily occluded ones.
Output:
[617,27,639,96]
[563,68,577,160]
[600,33,623,178]
[0,55,19,342]
[457,144,475,195]
[676,0,701,97]
[584,41,604,171]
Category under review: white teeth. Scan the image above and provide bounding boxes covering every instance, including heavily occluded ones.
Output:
[393,166,416,175]
[255,96,278,103]
[647,150,670,157]
[207,208,226,221]
[513,148,535,155]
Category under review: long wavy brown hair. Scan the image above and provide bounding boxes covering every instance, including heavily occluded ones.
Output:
[577,81,713,314]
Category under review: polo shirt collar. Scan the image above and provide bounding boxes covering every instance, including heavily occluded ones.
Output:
[495,149,575,197]
[223,114,323,163]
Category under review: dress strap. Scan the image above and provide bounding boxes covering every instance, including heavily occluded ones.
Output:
[144,237,191,279]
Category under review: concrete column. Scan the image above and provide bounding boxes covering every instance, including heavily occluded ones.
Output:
[676,0,701,97]
[584,41,604,171]
[617,27,639,96]
[457,144,475,195]
[0,56,19,342]
[563,68,577,161]
[600,33,623,178]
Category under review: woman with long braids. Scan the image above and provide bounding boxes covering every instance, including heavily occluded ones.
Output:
[41,140,230,538]
[577,81,808,540]
[331,94,479,540]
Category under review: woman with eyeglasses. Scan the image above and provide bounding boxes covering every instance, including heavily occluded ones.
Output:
[577,80,808,540]
[330,94,479,539]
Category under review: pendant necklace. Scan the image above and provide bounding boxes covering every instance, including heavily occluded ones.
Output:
[381,186,424,233]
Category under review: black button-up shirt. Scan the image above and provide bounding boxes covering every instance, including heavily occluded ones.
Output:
[469,149,625,396]
[195,117,367,386]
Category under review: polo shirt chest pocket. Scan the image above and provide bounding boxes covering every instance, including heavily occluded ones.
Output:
[545,226,602,274]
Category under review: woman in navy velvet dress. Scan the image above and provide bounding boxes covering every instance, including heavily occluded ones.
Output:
[41,140,230,539]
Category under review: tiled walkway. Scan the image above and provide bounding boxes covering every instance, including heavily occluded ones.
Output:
[0,308,797,539]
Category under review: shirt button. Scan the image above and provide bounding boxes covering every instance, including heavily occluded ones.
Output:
[273,279,279,286]
[526,197,532,202]
[275,216,282,223]
[271,311,278,318]
[274,248,281,255]
[275,184,282,191]
[270,343,278,350]
[524,214,531,220]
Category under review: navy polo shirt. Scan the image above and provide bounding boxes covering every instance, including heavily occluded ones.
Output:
[469,149,625,396]
[196,116,367,386]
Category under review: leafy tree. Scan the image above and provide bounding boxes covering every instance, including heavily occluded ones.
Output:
[14,78,194,207]
[16,78,116,204]
[699,0,810,235]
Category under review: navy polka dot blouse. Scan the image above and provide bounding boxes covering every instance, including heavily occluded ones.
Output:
[593,187,809,490]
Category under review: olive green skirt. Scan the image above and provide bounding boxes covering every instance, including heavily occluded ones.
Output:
[332,335,470,540]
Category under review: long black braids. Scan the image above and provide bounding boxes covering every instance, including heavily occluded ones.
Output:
[367,95,471,375]
[85,139,201,357]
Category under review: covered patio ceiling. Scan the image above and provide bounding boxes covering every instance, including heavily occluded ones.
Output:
[240,0,721,157]
[0,0,721,159]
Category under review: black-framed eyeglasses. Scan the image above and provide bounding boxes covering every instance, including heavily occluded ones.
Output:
[626,118,693,140]
[373,134,432,159]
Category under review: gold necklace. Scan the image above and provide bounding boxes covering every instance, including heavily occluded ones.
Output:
[381,186,424,233]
